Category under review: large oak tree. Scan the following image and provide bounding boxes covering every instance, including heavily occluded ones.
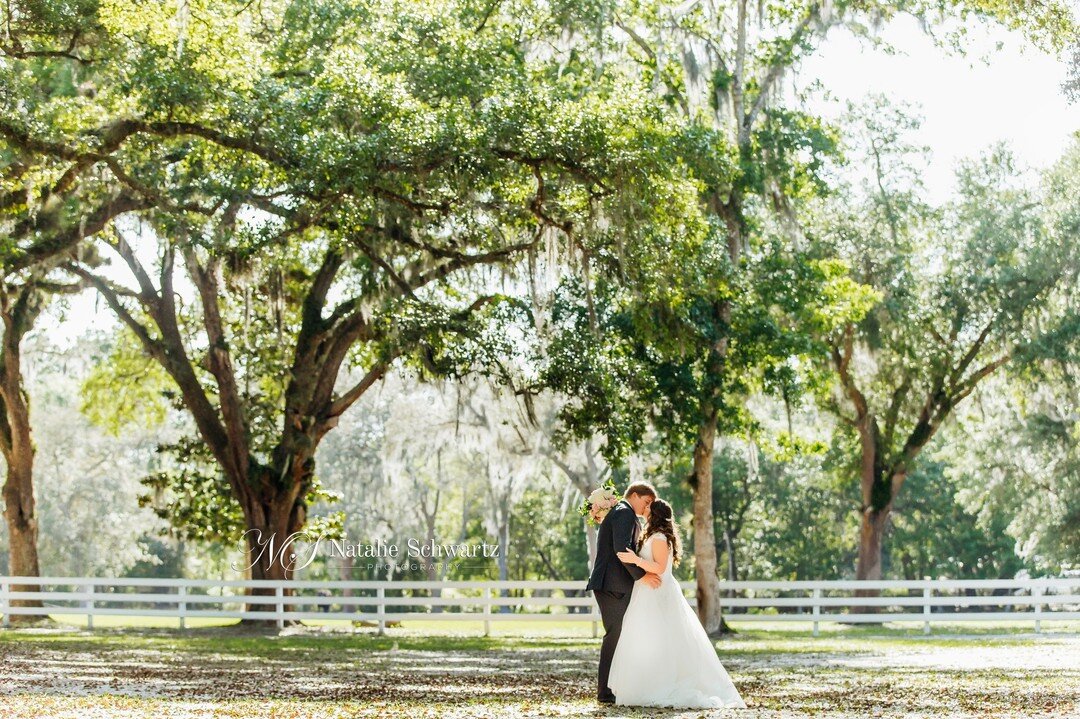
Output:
[64,0,703,589]
[813,105,1080,584]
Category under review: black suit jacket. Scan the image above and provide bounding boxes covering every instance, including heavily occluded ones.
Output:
[586,499,646,593]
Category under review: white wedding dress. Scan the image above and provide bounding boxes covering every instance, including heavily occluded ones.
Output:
[608,533,747,709]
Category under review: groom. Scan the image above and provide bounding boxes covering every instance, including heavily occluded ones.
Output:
[586,481,662,705]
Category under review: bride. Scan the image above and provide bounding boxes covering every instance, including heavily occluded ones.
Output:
[609,498,747,709]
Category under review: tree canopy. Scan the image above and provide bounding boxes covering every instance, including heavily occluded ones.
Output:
[1,0,1077,622]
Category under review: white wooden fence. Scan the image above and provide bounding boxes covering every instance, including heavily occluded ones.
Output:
[1,576,1077,636]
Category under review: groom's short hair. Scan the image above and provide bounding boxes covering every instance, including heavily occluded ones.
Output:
[624,481,657,499]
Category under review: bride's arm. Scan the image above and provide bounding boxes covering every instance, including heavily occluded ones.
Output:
[616,538,668,576]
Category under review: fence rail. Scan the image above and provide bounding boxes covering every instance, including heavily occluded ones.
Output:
[2,576,1077,636]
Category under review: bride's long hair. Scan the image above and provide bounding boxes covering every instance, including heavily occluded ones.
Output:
[642,498,681,566]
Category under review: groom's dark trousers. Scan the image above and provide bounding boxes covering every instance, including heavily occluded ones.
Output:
[586,499,644,701]
[593,589,632,700]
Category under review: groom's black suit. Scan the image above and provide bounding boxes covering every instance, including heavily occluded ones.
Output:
[586,499,646,702]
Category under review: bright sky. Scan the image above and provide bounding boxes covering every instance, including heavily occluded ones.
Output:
[799,14,1078,202]
[41,13,1079,344]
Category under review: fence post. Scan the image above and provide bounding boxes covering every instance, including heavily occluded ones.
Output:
[922,586,932,635]
[1033,585,1043,634]
[275,585,285,630]
[85,582,95,631]
[812,588,821,637]
[483,586,491,637]
[1,579,9,628]
[178,585,187,631]
[377,587,385,636]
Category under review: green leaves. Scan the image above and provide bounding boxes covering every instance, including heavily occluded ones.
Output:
[79,329,171,436]
[540,229,878,464]
[744,108,842,199]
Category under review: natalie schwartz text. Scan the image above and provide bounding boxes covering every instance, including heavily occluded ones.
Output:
[329,538,501,559]
[234,529,500,573]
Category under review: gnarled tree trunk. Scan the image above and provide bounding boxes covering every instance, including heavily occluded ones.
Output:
[0,285,44,622]
[2,449,42,617]
[235,451,316,623]
[856,504,892,582]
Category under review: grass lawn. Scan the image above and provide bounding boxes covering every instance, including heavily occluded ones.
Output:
[0,622,1076,718]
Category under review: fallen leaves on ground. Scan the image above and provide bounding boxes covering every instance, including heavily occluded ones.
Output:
[0,629,1076,718]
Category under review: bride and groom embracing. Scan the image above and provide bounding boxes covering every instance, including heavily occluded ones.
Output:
[586,482,746,709]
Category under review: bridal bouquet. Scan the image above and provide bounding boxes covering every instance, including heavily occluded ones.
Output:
[579,479,620,526]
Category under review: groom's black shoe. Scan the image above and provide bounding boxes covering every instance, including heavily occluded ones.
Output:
[597,694,616,705]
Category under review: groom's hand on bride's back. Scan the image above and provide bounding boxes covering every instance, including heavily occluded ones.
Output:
[642,573,661,589]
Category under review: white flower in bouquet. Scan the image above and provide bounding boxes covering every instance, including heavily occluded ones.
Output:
[580,480,620,526]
